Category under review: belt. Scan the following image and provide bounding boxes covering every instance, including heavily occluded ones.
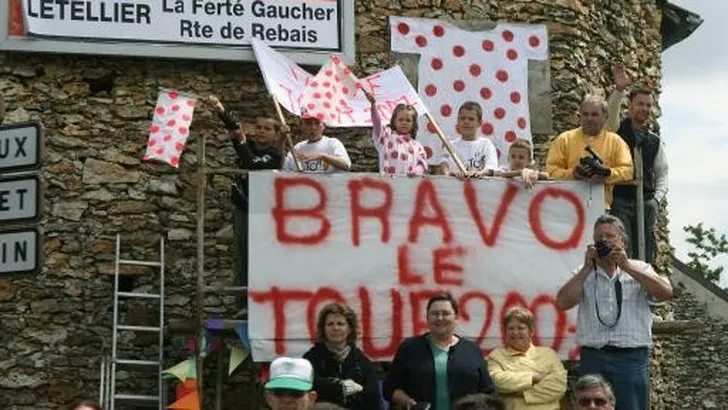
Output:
[582,345,647,353]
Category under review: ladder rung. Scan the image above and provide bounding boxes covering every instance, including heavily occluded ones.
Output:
[117,325,160,332]
[114,394,160,402]
[118,259,162,267]
[116,359,160,366]
[117,291,161,299]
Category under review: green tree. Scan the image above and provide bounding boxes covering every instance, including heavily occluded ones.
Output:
[683,223,728,284]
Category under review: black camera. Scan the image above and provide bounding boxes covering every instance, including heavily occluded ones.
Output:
[577,146,611,178]
[218,109,241,131]
[595,239,613,258]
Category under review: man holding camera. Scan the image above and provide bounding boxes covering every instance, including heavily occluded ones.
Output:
[556,215,673,410]
[546,95,633,209]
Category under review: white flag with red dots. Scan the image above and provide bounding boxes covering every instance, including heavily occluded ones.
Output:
[299,55,368,123]
[390,17,548,165]
[143,90,196,168]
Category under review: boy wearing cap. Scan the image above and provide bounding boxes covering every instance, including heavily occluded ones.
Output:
[265,357,319,410]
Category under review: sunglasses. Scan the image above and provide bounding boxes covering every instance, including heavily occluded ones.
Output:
[270,389,306,398]
[578,397,609,407]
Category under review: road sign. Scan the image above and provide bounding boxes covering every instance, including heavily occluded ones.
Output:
[0,228,40,275]
[0,175,39,223]
[0,122,42,172]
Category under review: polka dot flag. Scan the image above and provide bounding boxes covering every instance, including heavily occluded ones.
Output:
[390,17,548,166]
[143,90,197,168]
[299,55,366,124]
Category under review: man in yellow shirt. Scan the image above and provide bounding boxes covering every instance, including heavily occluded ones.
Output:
[546,95,633,209]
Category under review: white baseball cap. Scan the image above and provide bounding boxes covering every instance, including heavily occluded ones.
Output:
[265,357,314,391]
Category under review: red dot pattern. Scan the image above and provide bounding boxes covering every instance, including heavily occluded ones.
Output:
[391,18,547,166]
[145,90,196,168]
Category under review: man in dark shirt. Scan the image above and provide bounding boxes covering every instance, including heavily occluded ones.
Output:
[606,65,669,263]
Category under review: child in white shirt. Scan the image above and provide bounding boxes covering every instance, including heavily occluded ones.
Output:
[438,101,498,178]
[492,138,549,188]
[282,116,351,173]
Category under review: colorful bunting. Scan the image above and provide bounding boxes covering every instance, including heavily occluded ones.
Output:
[228,343,249,376]
[167,389,200,410]
[234,322,251,352]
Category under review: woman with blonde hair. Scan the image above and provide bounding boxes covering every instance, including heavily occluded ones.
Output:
[487,306,567,410]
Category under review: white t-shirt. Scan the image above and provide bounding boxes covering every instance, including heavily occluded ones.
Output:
[438,137,498,172]
[283,136,351,173]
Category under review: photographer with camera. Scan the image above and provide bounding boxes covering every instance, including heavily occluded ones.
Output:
[546,95,633,209]
[555,215,673,410]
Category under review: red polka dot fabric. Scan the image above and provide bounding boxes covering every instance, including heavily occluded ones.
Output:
[143,90,196,168]
[390,18,548,166]
[299,56,365,124]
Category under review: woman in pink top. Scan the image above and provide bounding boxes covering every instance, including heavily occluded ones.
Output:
[365,91,429,176]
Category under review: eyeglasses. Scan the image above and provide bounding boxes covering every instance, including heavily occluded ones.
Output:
[270,389,306,398]
[577,397,609,407]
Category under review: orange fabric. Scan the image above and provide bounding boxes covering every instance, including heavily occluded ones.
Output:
[175,379,197,401]
[168,389,200,410]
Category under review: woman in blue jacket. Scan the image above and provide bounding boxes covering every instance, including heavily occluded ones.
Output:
[383,293,495,410]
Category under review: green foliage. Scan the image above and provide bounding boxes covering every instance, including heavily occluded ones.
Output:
[683,223,728,284]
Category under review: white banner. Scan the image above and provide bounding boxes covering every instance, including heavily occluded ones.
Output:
[21,0,342,50]
[248,172,605,361]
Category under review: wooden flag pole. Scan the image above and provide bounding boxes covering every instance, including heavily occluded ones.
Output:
[271,95,303,172]
[425,113,467,175]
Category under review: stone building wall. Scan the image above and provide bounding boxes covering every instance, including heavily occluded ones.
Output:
[1,1,723,409]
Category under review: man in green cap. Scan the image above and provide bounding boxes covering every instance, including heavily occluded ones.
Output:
[265,357,318,410]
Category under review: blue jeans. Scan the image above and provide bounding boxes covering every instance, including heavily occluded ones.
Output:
[580,347,649,410]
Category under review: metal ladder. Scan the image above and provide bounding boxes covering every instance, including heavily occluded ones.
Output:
[108,234,166,410]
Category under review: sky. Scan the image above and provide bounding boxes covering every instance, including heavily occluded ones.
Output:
[661,0,728,288]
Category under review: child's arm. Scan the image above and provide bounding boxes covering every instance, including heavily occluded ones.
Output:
[365,90,388,153]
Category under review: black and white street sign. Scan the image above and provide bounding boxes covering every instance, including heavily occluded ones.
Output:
[0,175,39,223]
[0,228,40,275]
[0,122,42,172]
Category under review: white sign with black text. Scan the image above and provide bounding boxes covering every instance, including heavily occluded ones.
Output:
[0,122,41,172]
[21,0,342,50]
[0,229,40,275]
[0,175,39,223]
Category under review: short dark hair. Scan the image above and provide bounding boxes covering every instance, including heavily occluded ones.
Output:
[458,101,483,122]
[628,87,653,101]
[316,303,358,345]
[453,394,505,410]
[426,292,459,316]
[71,400,103,410]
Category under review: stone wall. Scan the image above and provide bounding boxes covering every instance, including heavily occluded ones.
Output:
[2,1,724,409]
